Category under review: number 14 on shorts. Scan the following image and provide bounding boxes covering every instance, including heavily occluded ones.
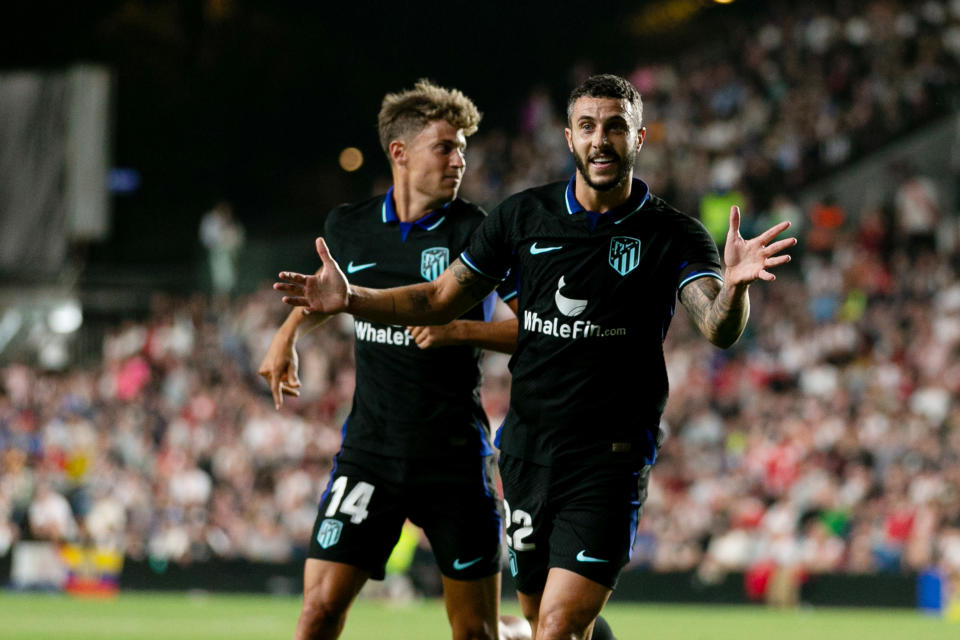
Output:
[324,476,375,524]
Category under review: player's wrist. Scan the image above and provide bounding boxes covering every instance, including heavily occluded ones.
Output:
[344,285,360,314]
[445,320,463,344]
[721,268,752,293]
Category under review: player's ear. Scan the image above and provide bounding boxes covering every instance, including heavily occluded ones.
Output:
[636,126,646,151]
[564,127,574,153]
[389,140,406,166]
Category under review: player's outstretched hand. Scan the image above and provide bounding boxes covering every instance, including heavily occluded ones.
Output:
[723,206,797,287]
[407,323,457,350]
[258,331,301,410]
[274,237,350,314]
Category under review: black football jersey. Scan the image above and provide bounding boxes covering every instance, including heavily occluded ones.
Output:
[324,188,517,459]
[461,178,721,466]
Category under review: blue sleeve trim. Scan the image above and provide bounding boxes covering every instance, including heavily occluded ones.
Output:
[459,251,505,282]
[678,271,723,291]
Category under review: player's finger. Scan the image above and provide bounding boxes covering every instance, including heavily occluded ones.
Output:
[756,220,791,245]
[758,270,776,282]
[728,206,741,237]
[316,237,334,266]
[278,271,307,284]
[273,282,304,293]
[269,375,283,410]
[281,385,300,398]
[285,367,301,388]
[764,255,792,268]
[763,237,797,256]
[281,296,310,307]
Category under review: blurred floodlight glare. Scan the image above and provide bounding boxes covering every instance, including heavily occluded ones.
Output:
[338,147,364,172]
[48,301,83,334]
[714,0,734,4]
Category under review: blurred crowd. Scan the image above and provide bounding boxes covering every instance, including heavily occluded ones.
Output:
[2,0,960,589]
[461,0,960,221]
[0,291,352,564]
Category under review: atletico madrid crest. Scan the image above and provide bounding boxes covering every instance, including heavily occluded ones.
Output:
[317,518,343,549]
[421,247,449,281]
[608,236,641,276]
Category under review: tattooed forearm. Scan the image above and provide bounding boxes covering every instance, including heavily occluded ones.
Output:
[679,277,750,348]
[408,289,432,314]
[450,259,497,303]
[679,278,715,329]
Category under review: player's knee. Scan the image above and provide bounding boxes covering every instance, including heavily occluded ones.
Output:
[535,608,591,640]
[449,614,497,640]
[299,591,350,634]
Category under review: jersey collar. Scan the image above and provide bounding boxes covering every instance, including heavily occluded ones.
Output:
[564,176,650,230]
[381,187,450,242]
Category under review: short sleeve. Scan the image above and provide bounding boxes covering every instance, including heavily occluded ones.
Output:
[459,202,513,283]
[676,216,723,292]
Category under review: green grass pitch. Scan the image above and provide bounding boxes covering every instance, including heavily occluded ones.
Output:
[0,592,956,639]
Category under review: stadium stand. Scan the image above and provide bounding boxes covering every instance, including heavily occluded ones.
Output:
[2,0,960,605]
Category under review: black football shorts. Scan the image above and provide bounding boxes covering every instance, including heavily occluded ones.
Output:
[498,451,652,592]
[308,448,502,580]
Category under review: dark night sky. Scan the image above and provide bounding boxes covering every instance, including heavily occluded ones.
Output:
[1,1,756,266]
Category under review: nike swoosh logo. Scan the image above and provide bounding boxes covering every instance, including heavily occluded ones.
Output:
[452,557,483,570]
[576,550,608,563]
[346,261,377,274]
[530,243,563,255]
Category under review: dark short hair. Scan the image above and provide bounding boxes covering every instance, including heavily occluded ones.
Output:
[567,74,643,128]
[377,79,482,155]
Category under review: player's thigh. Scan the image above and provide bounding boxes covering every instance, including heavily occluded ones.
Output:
[498,453,553,595]
[536,567,611,638]
[301,558,369,614]
[309,455,406,579]
[412,454,503,580]
[548,463,649,589]
[441,572,500,633]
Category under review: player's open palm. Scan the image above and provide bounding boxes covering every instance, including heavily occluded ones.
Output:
[275,237,350,314]
[723,206,796,287]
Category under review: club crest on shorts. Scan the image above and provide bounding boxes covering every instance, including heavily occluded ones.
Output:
[608,236,641,276]
[316,518,343,549]
[421,247,449,281]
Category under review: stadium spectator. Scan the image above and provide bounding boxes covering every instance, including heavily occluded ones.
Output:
[199,200,245,298]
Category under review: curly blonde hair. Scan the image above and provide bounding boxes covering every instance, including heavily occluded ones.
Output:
[377,79,482,154]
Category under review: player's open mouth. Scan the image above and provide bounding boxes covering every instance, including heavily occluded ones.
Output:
[589,155,618,169]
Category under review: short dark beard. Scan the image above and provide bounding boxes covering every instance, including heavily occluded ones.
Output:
[572,147,634,192]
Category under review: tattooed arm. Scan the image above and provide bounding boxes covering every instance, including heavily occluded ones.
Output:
[678,206,796,349]
[275,238,498,325]
[348,259,497,325]
[678,278,750,349]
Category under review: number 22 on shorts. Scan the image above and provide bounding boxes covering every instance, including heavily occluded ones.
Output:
[324,476,375,524]
[503,500,535,550]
